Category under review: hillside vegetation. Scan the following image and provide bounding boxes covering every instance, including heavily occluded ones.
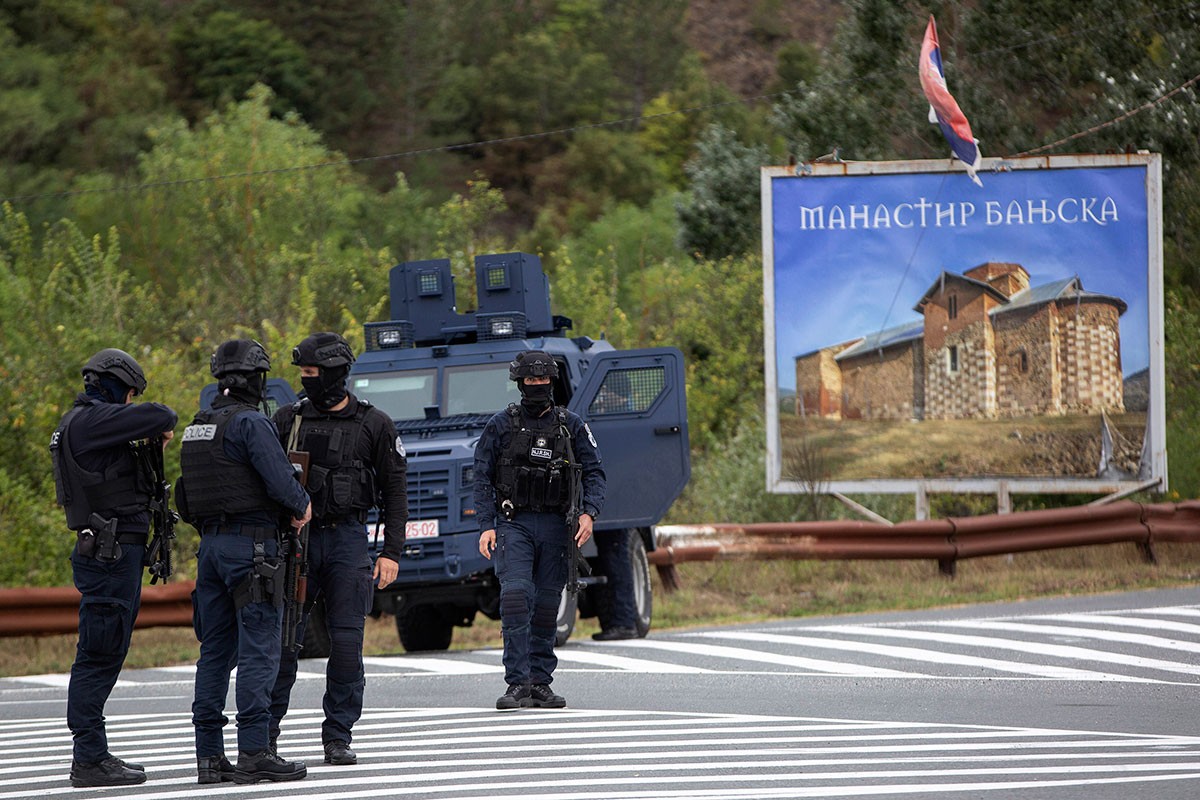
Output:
[2,1,1200,587]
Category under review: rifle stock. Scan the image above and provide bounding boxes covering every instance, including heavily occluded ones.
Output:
[282,450,311,653]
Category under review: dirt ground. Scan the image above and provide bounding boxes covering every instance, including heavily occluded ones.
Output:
[779,411,1148,481]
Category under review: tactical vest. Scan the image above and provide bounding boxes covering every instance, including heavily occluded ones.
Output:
[50,402,151,530]
[290,399,376,520]
[495,405,572,513]
[178,403,280,522]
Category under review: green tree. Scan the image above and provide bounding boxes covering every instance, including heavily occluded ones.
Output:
[69,85,383,339]
[676,124,768,260]
[169,10,314,121]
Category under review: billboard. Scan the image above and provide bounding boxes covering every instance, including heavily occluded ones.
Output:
[763,155,1165,495]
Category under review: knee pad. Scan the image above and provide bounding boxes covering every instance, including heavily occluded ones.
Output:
[500,580,533,620]
[531,588,560,629]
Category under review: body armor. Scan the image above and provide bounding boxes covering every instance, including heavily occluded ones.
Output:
[50,401,150,530]
[495,405,572,513]
[292,400,376,520]
[179,404,280,522]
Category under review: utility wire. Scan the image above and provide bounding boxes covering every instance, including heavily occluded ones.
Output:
[1015,70,1200,157]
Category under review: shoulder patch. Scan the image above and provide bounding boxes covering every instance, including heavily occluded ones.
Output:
[583,422,597,448]
[395,435,406,459]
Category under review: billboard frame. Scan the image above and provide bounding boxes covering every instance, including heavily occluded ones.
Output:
[763,154,1166,497]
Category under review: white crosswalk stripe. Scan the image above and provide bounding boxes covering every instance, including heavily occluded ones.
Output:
[4,605,1200,688]
[0,707,1198,798]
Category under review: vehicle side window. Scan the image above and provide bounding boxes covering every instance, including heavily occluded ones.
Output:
[589,366,665,415]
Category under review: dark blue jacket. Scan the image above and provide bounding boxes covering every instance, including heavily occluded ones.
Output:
[474,404,605,533]
[61,394,177,533]
[211,395,309,527]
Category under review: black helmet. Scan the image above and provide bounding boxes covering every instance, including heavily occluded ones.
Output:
[292,332,355,369]
[210,339,271,378]
[509,350,559,381]
[82,348,147,396]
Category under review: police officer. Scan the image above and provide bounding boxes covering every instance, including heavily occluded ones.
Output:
[591,531,640,640]
[476,350,605,710]
[179,339,311,785]
[50,348,177,787]
[268,332,408,766]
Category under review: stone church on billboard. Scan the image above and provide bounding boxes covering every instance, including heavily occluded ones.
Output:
[794,262,1127,421]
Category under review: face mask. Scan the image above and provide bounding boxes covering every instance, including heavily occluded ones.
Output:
[223,372,266,407]
[518,381,553,413]
[302,366,348,410]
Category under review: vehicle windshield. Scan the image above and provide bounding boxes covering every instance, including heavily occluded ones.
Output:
[444,363,521,416]
[351,369,436,420]
[350,364,520,421]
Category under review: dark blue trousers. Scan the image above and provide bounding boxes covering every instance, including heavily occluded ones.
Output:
[270,521,372,745]
[496,511,568,686]
[594,529,637,630]
[67,543,144,763]
[191,532,282,756]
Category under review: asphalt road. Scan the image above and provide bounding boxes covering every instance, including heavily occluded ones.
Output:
[1,586,1198,799]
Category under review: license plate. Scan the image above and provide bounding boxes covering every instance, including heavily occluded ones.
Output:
[405,519,440,539]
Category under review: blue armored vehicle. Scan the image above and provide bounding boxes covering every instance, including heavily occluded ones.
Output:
[203,252,689,652]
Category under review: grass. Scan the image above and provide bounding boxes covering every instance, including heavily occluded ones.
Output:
[780,411,1147,480]
[4,541,1199,678]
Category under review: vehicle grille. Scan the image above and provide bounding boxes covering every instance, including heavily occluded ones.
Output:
[408,467,450,520]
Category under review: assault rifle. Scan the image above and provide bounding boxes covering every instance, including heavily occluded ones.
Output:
[281,450,311,653]
[136,439,178,584]
[561,436,594,596]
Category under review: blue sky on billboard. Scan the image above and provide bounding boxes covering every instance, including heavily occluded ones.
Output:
[772,166,1150,391]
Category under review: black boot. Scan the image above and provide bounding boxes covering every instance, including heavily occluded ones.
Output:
[496,683,530,710]
[323,740,357,765]
[110,755,145,772]
[523,683,566,708]
[70,757,147,788]
[232,750,307,784]
[197,755,235,784]
[592,626,638,641]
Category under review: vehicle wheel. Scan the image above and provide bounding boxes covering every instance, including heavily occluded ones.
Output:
[594,529,653,637]
[396,606,454,652]
[555,587,578,646]
[629,532,652,637]
[301,597,331,659]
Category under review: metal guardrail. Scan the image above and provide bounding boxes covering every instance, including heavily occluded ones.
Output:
[0,580,194,637]
[2,501,1198,636]
[648,500,1200,588]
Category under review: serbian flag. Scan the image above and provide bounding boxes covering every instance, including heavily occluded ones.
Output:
[919,15,982,186]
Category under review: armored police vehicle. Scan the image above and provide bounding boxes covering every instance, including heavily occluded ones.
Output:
[205,252,690,654]
[352,252,689,652]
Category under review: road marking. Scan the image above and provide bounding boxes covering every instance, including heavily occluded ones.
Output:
[1042,612,1200,636]
[361,656,502,675]
[0,708,1198,798]
[478,648,714,674]
[688,631,1146,682]
[928,619,1200,654]
[588,639,921,677]
[811,624,1200,678]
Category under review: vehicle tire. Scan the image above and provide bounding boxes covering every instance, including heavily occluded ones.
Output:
[555,587,578,646]
[396,606,455,652]
[594,529,653,637]
[301,597,331,659]
[629,532,652,637]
